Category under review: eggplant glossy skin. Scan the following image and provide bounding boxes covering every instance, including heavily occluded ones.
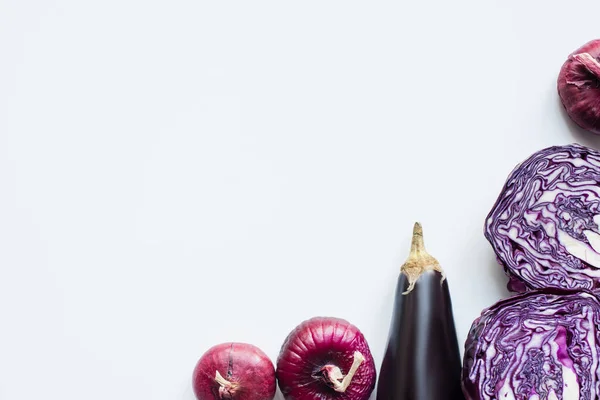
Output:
[376,270,463,400]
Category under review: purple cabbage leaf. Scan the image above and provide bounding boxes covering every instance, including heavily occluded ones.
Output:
[486,143,600,292]
[462,289,600,400]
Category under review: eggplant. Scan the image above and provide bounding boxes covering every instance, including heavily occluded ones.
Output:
[376,223,464,400]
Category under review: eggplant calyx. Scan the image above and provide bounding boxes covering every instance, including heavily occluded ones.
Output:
[401,222,445,295]
[319,351,365,393]
[215,370,238,399]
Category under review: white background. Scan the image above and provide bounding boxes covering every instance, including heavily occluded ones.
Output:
[2,1,600,399]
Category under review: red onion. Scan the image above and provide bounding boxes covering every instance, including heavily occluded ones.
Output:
[558,39,600,134]
[192,342,276,400]
[276,317,376,400]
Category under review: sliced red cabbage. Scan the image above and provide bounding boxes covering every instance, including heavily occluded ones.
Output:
[486,143,600,292]
[462,289,600,400]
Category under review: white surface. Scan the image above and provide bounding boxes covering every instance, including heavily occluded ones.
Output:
[2,1,600,399]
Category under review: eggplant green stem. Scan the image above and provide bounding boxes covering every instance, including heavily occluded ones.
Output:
[401,222,445,295]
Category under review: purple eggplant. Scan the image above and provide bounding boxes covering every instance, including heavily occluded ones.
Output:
[376,223,463,400]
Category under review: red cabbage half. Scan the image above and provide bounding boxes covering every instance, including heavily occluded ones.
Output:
[462,289,600,399]
[485,143,600,292]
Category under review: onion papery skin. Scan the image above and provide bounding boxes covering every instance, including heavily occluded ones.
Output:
[192,342,276,400]
[558,39,600,135]
[276,317,376,400]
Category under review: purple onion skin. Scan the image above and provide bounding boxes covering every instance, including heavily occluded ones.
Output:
[485,143,600,292]
[462,289,600,400]
[558,39,600,134]
[192,342,276,400]
[276,317,377,400]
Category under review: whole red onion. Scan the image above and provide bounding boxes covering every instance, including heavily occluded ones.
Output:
[192,342,276,400]
[558,39,600,134]
[276,317,376,400]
